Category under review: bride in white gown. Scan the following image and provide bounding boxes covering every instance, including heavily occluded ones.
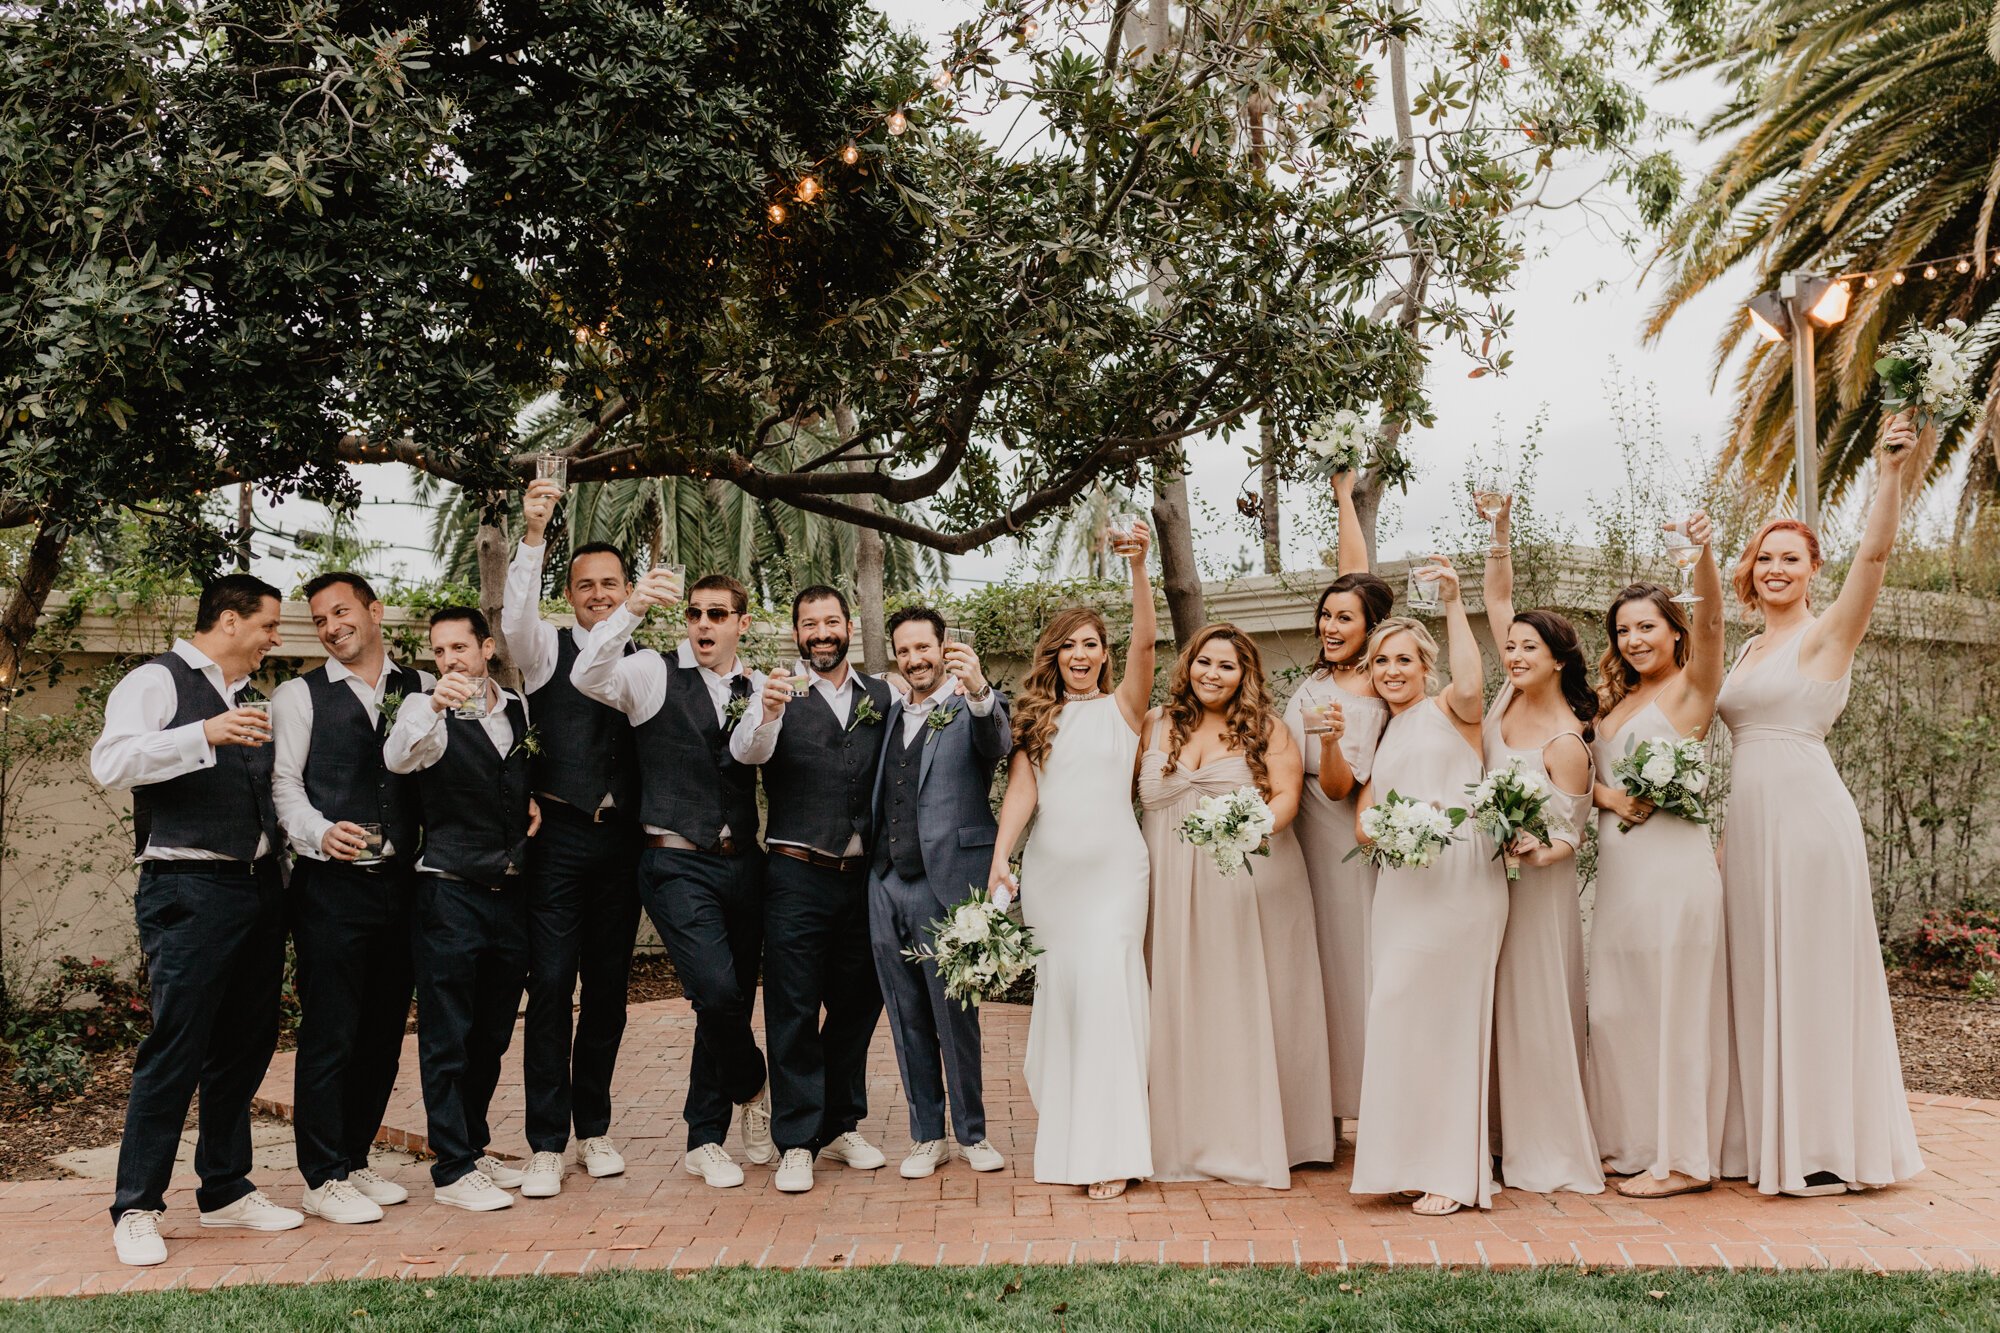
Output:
[989,520,1158,1200]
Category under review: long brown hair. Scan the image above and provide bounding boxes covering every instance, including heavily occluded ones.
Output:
[1596,583,1690,718]
[1509,609,1596,743]
[1312,573,1396,674]
[1160,624,1277,799]
[1012,606,1116,769]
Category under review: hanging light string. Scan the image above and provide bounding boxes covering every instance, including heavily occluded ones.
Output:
[1837,246,2000,289]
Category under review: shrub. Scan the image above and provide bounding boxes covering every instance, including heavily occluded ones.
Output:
[1902,898,2000,982]
[7,1028,90,1106]
[30,955,150,1052]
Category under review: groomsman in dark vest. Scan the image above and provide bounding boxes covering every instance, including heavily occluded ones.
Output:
[271,572,432,1225]
[501,477,642,1198]
[870,608,1011,1179]
[572,570,786,1188]
[384,607,542,1212]
[738,586,894,1193]
[89,574,300,1267]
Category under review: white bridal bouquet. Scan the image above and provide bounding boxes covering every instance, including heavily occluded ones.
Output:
[1178,784,1276,876]
[1875,319,1977,430]
[1457,758,1566,882]
[903,889,1043,1009]
[1299,409,1378,476]
[1610,735,1712,832]
[1347,790,1462,870]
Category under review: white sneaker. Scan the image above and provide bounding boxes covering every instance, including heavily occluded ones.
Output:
[477,1154,525,1189]
[199,1189,304,1231]
[579,1136,626,1178]
[774,1148,815,1193]
[818,1131,886,1170]
[434,1169,514,1211]
[301,1179,384,1225]
[739,1084,775,1165]
[901,1139,950,1179]
[684,1143,745,1189]
[960,1139,1006,1173]
[520,1151,564,1199]
[112,1210,167,1267]
[349,1167,409,1206]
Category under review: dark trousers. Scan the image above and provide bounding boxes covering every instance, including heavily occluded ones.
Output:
[637,846,766,1150]
[111,861,285,1221]
[762,855,884,1155]
[523,803,641,1152]
[413,873,528,1187]
[870,865,986,1144]
[290,858,415,1188]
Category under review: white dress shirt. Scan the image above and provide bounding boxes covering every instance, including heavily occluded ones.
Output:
[752,661,869,857]
[89,639,271,861]
[382,682,525,876]
[501,540,574,695]
[898,675,997,746]
[271,656,434,860]
[570,605,774,837]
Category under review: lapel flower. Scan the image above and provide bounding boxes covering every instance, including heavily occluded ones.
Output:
[509,725,543,760]
[724,693,751,729]
[848,694,884,731]
[380,691,406,732]
[924,705,956,744]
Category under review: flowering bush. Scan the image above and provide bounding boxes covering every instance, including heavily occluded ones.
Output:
[1903,901,2000,983]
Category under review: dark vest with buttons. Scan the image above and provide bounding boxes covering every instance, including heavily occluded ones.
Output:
[634,660,759,845]
[411,693,532,887]
[301,662,425,858]
[129,652,279,861]
[526,630,638,813]
[881,714,929,880]
[762,674,892,856]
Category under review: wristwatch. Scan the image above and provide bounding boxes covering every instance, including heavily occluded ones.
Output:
[966,683,993,703]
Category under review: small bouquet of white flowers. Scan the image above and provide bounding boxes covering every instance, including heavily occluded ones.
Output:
[903,888,1043,1009]
[1610,735,1712,831]
[1454,758,1567,881]
[1178,784,1276,876]
[1875,319,1976,430]
[1299,409,1379,477]
[1347,790,1462,870]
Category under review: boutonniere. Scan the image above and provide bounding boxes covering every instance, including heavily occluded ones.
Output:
[380,691,406,729]
[509,725,543,760]
[724,694,752,730]
[848,695,884,731]
[924,706,956,744]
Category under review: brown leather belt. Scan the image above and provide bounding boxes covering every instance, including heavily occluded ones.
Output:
[770,844,868,874]
[644,833,741,856]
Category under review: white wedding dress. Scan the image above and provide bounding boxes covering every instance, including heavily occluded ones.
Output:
[1020,695,1154,1185]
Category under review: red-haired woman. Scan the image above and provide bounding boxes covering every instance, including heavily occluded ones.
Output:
[1282,470,1395,1141]
[988,523,1158,1200]
[1139,624,1333,1188]
[1716,413,1926,1197]
[1586,514,1735,1199]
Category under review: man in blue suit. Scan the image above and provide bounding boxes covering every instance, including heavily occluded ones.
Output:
[869,608,1012,1178]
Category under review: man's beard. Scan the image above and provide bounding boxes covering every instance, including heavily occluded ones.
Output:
[804,635,848,673]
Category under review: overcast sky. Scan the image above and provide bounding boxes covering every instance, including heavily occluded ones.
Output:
[252,3,1769,593]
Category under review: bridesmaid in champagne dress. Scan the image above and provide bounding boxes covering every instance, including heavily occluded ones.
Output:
[1142,625,1333,1188]
[1479,507,1603,1196]
[989,522,1159,1200]
[1716,415,1925,1197]
[1349,560,1506,1216]
[1587,511,1739,1198]
[1283,470,1395,1140]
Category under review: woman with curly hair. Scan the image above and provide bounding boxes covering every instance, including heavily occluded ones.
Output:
[1282,469,1395,1144]
[1480,498,1604,1197]
[1139,624,1332,1188]
[988,521,1157,1201]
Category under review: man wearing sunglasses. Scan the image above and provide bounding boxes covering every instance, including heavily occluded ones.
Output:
[571,567,789,1188]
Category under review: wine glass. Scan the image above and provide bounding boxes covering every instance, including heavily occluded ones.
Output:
[1473,467,1510,531]
[1407,566,1443,614]
[1663,520,1703,605]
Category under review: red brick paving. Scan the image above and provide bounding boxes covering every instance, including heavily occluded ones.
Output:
[3,997,1998,1298]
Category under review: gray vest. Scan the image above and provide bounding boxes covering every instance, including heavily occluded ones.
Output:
[301,662,424,857]
[128,653,278,860]
[634,661,758,844]
[761,675,891,855]
[527,630,637,812]
[410,693,532,887]
[881,718,927,880]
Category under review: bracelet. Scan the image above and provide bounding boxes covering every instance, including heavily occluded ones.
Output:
[1487,547,1511,559]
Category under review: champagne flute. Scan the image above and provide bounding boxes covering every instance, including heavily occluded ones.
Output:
[534,452,568,493]
[1663,520,1703,605]
[1407,565,1443,614]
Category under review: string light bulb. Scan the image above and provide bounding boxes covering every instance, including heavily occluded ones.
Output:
[1923,264,1938,279]
[1957,258,1972,274]
[1892,271,1907,285]
[931,68,951,92]
[797,175,819,203]
[1864,274,1878,289]
[840,142,859,165]
[1020,17,1039,38]
[886,109,908,136]
[768,201,787,224]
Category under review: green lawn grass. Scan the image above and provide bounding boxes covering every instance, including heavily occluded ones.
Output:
[3,1265,1995,1331]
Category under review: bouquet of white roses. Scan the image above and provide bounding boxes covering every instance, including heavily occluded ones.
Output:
[1178,784,1276,876]
[1454,758,1566,881]
[1610,735,1711,831]
[1299,409,1378,476]
[1875,319,1976,430]
[1347,790,1462,870]
[903,888,1043,1009]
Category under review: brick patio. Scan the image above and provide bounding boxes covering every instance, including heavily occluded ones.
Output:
[3,997,1998,1298]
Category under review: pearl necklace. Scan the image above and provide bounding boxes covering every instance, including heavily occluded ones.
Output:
[1064,688,1105,702]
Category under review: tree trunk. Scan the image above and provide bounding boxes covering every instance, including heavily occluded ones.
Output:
[1150,464,1204,645]
[1351,462,1384,567]
[1258,416,1282,573]
[0,518,68,692]
[837,404,889,673]
[236,484,253,571]
[475,509,516,684]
